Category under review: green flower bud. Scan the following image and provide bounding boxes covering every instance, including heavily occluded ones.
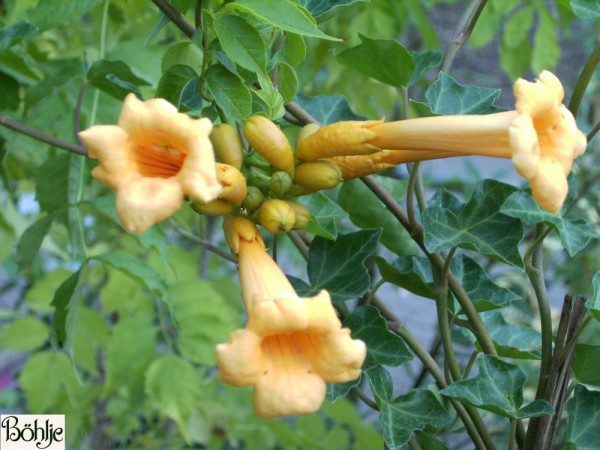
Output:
[294,160,343,192]
[287,201,311,230]
[211,123,244,170]
[191,199,234,216]
[257,199,296,234]
[270,171,293,197]
[242,186,265,213]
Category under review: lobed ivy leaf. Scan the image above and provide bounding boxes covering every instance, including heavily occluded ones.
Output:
[339,178,419,256]
[480,311,542,359]
[501,189,597,257]
[294,93,366,124]
[441,355,554,419]
[303,230,382,302]
[425,72,503,115]
[569,0,600,18]
[299,0,368,20]
[296,192,348,240]
[422,179,523,267]
[336,34,415,88]
[205,63,252,121]
[344,306,413,367]
[408,50,442,86]
[565,385,600,449]
[227,0,340,41]
[0,21,37,49]
[155,64,198,109]
[87,59,151,100]
[573,343,600,387]
[326,374,362,402]
[586,273,600,323]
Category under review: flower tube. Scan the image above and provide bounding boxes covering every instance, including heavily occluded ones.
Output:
[79,94,222,232]
[216,216,366,418]
[297,71,587,213]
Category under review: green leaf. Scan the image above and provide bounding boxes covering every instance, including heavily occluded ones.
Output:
[205,63,252,121]
[51,269,81,346]
[95,252,168,300]
[336,34,415,88]
[565,385,600,449]
[339,178,419,256]
[503,7,535,48]
[365,365,393,401]
[25,59,81,113]
[162,41,203,72]
[72,307,109,376]
[408,50,442,86]
[531,9,560,73]
[500,7,534,79]
[326,375,363,402]
[228,0,340,41]
[299,0,368,19]
[470,0,520,49]
[0,49,40,84]
[420,432,449,450]
[0,72,19,110]
[277,61,298,102]
[155,64,198,109]
[569,0,600,18]
[16,214,54,269]
[425,72,503,114]
[573,344,600,387]
[87,59,151,100]
[296,192,348,240]
[344,306,413,366]
[0,316,49,351]
[214,14,269,83]
[25,0,102,30]
[146,355,202,443]
[441,355,554,419]
[501,189,597,257]
[294,93,366,124]
[422,179,523,267]
[376,254,519,312]
[284,33,306,66]
[481,311,542,359]
[0,21,37,49]
[304,230,381,302]
[36,153,69,214]
[587,273,600,322]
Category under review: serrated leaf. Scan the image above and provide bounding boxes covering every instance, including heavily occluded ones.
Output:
[16,214,54,269]
[205,63,252,121]
[573,344,600,387]
[422,179,523,267]
[36,153,69,214]
[531,9,560,73]
[72,307,109,375]
[51,269,81,347]
[294,93,366,124]
[408,50,442,86]
[0,21,37,49]
[25,59,81,113]
[87,59,151,100]
[503,7,535,48]
[326,374,362,402]
[500,38,532,80]
[587,273,600,322]
[228,0,340,41]
[25,0,101,30]
[481,311,542,359]
[277,61,298,102]
[299,0,367,19]
[569,0,600,18]
[470,1,521,49]
[501,189,597,257]
[146,355,202,443]
[339,178,418,256]
[296,192,348,240]
[344,306,413,366]
[0,316,49,351]
[565,385,600,449]
[441,354,554,419]
[215,14,269,83]
[304,230,381,302]
[161,41,203,72]
[95,252,168,300]
[156,64,198,109]
[337,34,415,88]
[425,72,503,114]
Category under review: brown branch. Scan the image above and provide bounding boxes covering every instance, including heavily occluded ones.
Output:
[151,0,195,38]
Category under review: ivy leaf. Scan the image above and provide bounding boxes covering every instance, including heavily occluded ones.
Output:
[0,21,37,49]
[569,0,600,18]
[51,269,81,347]
[214,14,269,83]
[299,0,368,20]
[344,306,413,367]
[339,178,419,256]
[204,63,252,121]
[304,230,381,302]
[336,34,415,88]
[501,189,597,257]
[365,365,393,401]
[155,64,198,110]
[228,0,340,41]
[480,311,542,359]
[296,192,348,240]
[294,93,366,124]
[422,179,523,267]
[565,385,600,449]
[425,72,503,114]
[95,252,168,301]
[441,355,554,419]
[586,273,600,323]
[16,214,55,270]
[326,374,362,402]
[145,355,202,443]
[408,50,442,87]
[573,344,600,387]
[87,59,151,100]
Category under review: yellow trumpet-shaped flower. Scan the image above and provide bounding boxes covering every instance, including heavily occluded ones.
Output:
[297,71,587,213]
[79,94,222,232]
[217,216,366,418]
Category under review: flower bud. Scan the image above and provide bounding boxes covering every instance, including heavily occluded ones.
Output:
[294,160,343,192]
[287,201,311,230]
[296,123,321,151]
[223,215,265,254]
[270,171,293,197]
[242,186,265,213]
[211,123,244,170]
[257,199,296,234]
[216,163,247,204]
[243,116,295,176]
[191,199,234,216]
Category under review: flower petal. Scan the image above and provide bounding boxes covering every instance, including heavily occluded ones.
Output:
[247,294,309,337]
[509,114,540,180]
[312,328,366,383]
[216,329,266,386]
[304,291,343,334]
[529,158,568,215]
[116,176,183,232]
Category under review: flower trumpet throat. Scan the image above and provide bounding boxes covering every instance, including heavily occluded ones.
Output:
[78,94,222,232]
[217,216,366,418]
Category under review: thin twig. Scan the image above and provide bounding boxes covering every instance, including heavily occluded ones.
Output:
[351,386,379,411]
[587,121,600,142]
[569,41,600,118]
[284,102,321,125]
[169,219,237,263]
[151,0,196,38]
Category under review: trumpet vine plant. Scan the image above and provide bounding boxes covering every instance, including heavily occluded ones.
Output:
[0,0,599,449]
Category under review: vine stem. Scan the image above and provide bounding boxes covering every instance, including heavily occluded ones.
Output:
[169,219,237,263]
[568,41,600,118]
[151,0,195,37]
